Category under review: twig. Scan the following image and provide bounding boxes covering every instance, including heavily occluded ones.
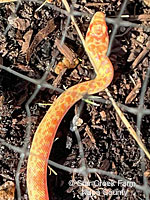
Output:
[85,2,109,7]
[131,39,150,69]
[0,0,17,3]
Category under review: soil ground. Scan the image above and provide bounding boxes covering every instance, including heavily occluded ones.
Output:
[0,0,150,199]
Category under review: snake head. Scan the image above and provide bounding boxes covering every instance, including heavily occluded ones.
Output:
[85,12,109,56]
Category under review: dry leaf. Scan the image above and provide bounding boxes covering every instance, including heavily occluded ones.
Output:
[0,181,15,200]
[26,18,56,62]
[0,96,4,109]
[55,38,77,63]
[8,16,30,31]
[55,57,79,74]
[21,30,33,54]
[125,79,141,104]
[85,125,96,144]
[55,38,79,74]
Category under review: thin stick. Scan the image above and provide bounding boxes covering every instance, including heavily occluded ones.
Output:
[36,0,47,12]
[0,0,17,3]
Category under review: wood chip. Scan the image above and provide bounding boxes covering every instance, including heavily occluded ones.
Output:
[21,30,33,54]
[75,117,83,127]
[0,181,15,200]
[115,112,123,130]
[100,110,106,121]
[0,95,4,109]
[131,39,150,69]
[52,68,67,89]
[125,79,141,104]
[16,64,34,73]
[8,16,30,31]
[138,14,150,21]
[26,19,56,62]
[85,125,96,144]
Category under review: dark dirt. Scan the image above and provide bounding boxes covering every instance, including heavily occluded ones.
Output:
[0,0,150,199]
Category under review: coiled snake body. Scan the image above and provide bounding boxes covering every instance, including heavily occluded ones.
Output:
[27,12,114,200]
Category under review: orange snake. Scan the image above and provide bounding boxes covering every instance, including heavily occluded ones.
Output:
[27,12,114,200]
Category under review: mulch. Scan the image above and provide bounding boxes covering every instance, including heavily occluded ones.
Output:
[0,0,150,199]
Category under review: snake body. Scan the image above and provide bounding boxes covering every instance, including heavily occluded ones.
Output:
[27,12,114,200]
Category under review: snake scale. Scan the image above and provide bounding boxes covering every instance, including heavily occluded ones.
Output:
[27,12,114,200]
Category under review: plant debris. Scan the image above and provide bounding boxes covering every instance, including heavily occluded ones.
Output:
[26,18,56,62]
